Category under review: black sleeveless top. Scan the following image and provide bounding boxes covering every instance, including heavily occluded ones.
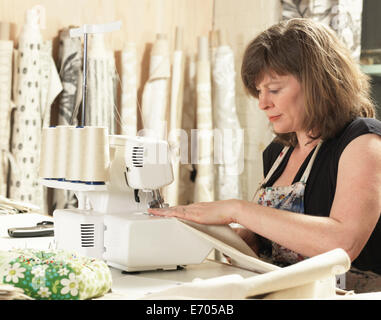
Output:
[262,117,381,274]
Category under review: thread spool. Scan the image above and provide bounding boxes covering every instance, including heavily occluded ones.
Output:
[81,126,110,183]
[39,127,58,179]
[55,125,74,180]
[66,126,85,182]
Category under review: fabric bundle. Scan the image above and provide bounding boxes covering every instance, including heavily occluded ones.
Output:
[178,54,197,205]
[164,27,185,206]
[281,0,363,60]
[0,36,13,197]
[39,41,62,128]
[211,30,243,200]
[120,42,137,136]
[0,284,33,300]
[143,248,351,300]
[0,248,112,300]
[0,195,40,215]
[141,33,171,140]
[194,36,214,203]
[56,27,82,126]
[87,33,117,133]
[9,6,62,212]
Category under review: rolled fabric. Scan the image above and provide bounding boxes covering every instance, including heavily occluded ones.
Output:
[56,27,82,126]
[10,6,62,211]
[211,30,243,200]
[87,34,117,134]
[40,40,63,128]
[164,27,185,207]
[9,6,44,207]
[194,36,214,203]
[0,39,13,196]
[141,33,170,140]
[178,54,197,206]
[121,42,137,136]
[143,248,351,300]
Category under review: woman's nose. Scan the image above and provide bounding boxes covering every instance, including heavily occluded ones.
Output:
[258,92,273,110]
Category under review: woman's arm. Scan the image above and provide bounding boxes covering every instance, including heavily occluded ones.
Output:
[149,134,381,261]
[239,134,381,261]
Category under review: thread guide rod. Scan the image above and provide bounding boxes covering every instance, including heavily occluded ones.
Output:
[82,32,88,127]
[69,21,122,127]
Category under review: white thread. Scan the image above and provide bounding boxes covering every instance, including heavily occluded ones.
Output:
[56,126,74,179]
[81,126,110,182]
[66,126,85,181]
[39,127,58,178]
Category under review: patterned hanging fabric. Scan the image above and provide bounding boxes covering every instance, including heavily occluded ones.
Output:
[0,22,13,197]
[87,33,117,133]
[281,0,363,60]
[56,27,82,126]
[211,30,243,201]
[51,27,83,211]
[40,41,62,128]
[9,6,62,212]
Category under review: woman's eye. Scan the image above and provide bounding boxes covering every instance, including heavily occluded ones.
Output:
[269,89,279,94]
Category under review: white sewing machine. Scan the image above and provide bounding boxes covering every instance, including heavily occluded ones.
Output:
[41,134,213,272]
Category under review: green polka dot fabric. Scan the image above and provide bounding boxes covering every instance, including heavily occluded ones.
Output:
[0,249,112,300]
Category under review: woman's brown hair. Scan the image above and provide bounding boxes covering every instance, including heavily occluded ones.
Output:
[241,18,375,146]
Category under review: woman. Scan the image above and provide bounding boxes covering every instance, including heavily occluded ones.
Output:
[149,18,381,293]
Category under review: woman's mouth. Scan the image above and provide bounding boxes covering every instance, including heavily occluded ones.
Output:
[269,115,281,122]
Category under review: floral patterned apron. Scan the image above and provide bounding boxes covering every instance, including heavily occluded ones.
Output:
[252,141,381,293]
[252,142,322,266]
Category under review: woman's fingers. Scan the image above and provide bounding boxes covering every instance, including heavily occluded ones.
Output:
[148,200,239,225]
[148,205,190,219]
[148,203,219,224]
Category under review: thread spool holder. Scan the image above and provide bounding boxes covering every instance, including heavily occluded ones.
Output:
[41,179,107,210]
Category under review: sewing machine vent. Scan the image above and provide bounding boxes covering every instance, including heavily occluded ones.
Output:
[132,146,144,167]
[80,223,95,247]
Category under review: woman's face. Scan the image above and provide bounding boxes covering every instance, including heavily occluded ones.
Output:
[255,72,306,134]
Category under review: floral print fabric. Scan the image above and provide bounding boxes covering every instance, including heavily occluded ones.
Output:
[257,181,308,266]
[0,249,112,300]
[254,142,322,267]
[281,0,363,60]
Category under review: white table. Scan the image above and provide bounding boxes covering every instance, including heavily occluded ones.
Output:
[0,213,258,300]
[2,213,381,300]
[0,213,55,251]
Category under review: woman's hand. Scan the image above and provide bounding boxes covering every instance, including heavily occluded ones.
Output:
[147,199,241,225]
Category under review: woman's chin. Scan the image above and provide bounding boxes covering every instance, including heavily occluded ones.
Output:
[272,126,290,134]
